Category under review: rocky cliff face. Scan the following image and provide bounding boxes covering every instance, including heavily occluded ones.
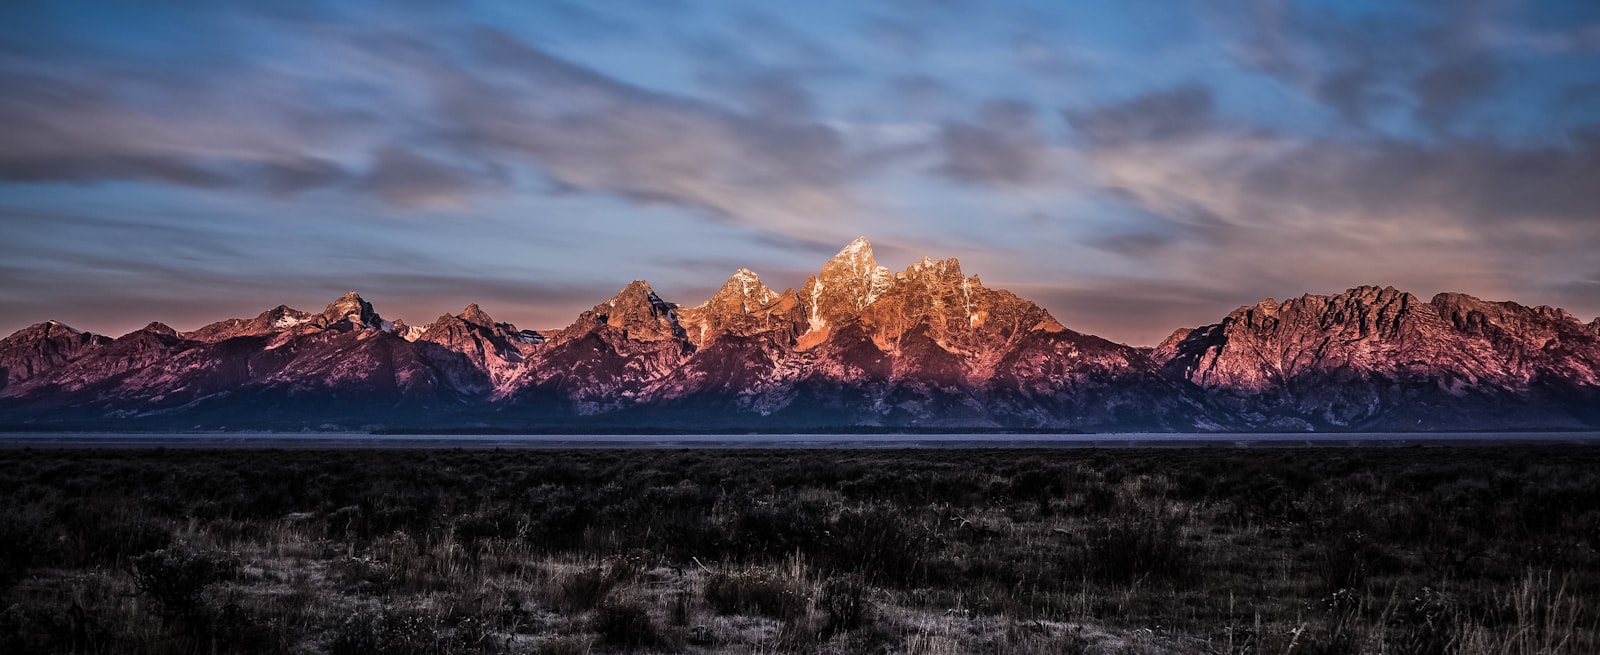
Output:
[318,291,389,330]
[184,305,317,342]
[0,321,113,391]
[0,294,483,428]
[522,239,1203,430]
[795,237,895,348]
[678,269,801,348]
[1154,286,1600,429]
[415,303,542,393]
[3,242,1597,432]
[497,281,696,416]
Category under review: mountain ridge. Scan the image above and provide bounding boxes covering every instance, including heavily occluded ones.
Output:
[3,238,1597,432]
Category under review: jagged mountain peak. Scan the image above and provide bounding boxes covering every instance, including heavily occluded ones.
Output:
[1154,327,1195,353]
[459,303,495,328]
[1430,290,1517,313]
[421,303,534,346]
[260,304,315,328]
[801,239,897,336]
[603,280,659,304]
[29,321,83,338]
[1430,291,1484,307]
[392,318,426,342]
[604,280,680,318]
[1306,285,1411,306]
[319,291,386,330]
[792,239,1080,357]
[0,320,113,391]
[1214,286,1599,343]
[5,320,99,345]
[675,269,804,349]
[1536,305,1577,323]
[1352,284,1400,295]
[143,322,177,336]
[709,269,779,309]
[561,280,685,342]
[822,237,889,280]
[322,290,367,312]
[1155,284,1600,429]
[1217,285,1424,328]
[1428,292,1581,326]
[839,235,873,257]
[6,236,1600,432]
[182,304,316,342]
[898,256,963,282]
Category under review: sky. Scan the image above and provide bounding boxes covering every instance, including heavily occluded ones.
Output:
[2,0,1599,346]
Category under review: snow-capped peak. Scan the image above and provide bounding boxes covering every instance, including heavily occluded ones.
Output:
[701,268,779,313]
[827,237,878,271]
[264,305,314,330]
[819,237,894,309]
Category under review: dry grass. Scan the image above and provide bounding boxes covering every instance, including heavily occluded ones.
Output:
[0,446,1597,653]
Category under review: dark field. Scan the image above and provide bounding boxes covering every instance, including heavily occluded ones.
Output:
[2,447,1597,654]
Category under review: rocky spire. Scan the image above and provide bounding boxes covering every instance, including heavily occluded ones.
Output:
[141,322,178,337]
[459,303,495,328]
[319,291,386,330]
[799,237,896,336]
[0,321,111,389]
[564,280,686,342]
[260,305,315,330]
[391,318,425,342]
[705,269,779,314]
[181,304,317,342]
[677,269,806,347]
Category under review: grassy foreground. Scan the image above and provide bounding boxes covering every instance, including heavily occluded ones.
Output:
[1,446,1597,654]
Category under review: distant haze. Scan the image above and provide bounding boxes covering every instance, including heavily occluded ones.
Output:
[3,1,1599,346]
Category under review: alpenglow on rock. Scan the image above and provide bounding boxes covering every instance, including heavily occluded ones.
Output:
[2,240,1598,431]
[1153,286,1600,430]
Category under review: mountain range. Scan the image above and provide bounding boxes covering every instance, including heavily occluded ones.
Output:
[4,237,1598,432]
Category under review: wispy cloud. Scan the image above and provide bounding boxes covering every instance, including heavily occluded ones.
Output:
[935,100,1053,186]
[3,0,1600,343]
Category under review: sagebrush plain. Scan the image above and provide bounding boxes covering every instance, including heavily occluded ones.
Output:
[2,446,1596,654]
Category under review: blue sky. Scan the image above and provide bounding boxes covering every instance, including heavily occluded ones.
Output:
[3,0,1599,345]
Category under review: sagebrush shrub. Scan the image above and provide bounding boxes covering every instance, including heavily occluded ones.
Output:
[703,568,808,620]
[130,543,239,619]
[593,600,671,650]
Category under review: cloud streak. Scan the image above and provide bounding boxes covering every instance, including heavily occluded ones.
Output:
[3,1,1600,344]
[935,100,1053,186]
[437,29,870,236]
[1062,82,1600,338]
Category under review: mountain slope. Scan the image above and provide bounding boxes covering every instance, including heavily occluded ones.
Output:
[623,240,1208,430]
[2,243,1597,432]
[497,280,695,417]
[1153,285,1600,429]
[0,294,484,429]
[0,321,112,391]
